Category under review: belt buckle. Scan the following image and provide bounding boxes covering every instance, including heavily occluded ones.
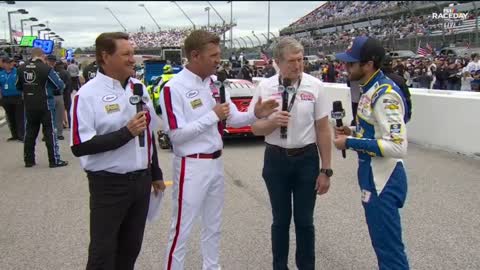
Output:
[286,148,302,157]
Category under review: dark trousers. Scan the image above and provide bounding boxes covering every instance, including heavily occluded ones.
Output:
[262,144,319,270]
[86,170,151,270]
[63,90,72,128]
[24,109,60,164]
[71,76,80,91]
[1,96,24,140]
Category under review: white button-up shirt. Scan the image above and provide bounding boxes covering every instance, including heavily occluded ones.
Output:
[159,67,257,157]
[71,72,159,173]
[249,73,329,148]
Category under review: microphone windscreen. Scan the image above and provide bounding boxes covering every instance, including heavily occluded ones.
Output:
[217,71,227,82]
[333,100,343,112]
[133,83,143,96]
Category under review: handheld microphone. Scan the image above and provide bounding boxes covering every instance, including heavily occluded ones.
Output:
[216,72,228,133]
[332,101,346,158]
[131,83,145,147]
[280,78,291,139]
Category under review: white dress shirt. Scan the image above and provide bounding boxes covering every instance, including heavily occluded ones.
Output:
[249,73,329,148]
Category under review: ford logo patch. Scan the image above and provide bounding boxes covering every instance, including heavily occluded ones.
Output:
[186,90,199,99]
[102,94,118,102]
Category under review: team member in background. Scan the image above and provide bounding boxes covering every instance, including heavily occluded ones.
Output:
[250,37,332,270]
[46,55,67,140]
[334,36,410,270]
[82,60,98,84]
[0,56,24,141]
[16,48,68,168]
[159,30,277,270]
[71,32,165,270]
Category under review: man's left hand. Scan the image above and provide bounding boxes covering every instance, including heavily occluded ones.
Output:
[316,173,330,195]
[152,180,166,196]
[254,97,278,118]
[333,135,348,150]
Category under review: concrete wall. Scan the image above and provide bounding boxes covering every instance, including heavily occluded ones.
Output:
[323,83,480,157]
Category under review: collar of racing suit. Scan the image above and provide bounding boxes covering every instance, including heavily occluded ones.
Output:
[360,69,383,93]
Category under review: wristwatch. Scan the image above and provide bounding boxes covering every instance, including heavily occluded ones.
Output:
[320,168,333,177]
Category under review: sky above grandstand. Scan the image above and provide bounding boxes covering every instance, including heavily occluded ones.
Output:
[0,1,324,48]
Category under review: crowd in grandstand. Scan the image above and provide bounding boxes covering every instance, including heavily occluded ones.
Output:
[292,14,473,49]
[129,24,232,48]
[129,29,190,48]
[289,1,401,29]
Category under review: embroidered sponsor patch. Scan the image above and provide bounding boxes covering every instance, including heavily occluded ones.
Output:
[383,98,399,105]
[105,104,120,114]
[361,189,371,203]
[299,91,315,101]
[186,90,199,99]
[102,94,118,102]
[190,98,203,109]
[390,124,401,134]
[385,104,399,110]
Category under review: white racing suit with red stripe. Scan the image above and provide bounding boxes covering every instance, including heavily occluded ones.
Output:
[346,70,410,270]
[158,68,258,270]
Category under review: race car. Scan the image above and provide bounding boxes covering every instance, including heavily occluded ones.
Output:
[223,79,258,137]
[157,78,259,150]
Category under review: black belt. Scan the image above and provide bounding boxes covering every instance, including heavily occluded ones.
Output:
[266,143,317,157]
[186,150,222,159]
[86,169,150,180]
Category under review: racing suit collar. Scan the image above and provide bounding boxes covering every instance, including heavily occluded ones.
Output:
[183,66,212,85]
[360,69,383,93]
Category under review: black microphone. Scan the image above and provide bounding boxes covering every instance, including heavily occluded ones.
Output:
[280,78,291,139]
[132,83,145,147]
[217,72,227,131]
[332,101,346,158]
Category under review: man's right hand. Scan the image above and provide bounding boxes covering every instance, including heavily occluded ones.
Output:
[213,103,230,120]
[334,126,352,137]
[127,111,147,137]
[271,111,290,128]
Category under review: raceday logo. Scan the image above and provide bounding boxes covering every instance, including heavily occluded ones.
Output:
[431,4,468,30]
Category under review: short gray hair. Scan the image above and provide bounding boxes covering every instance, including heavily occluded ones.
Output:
[273,37,304,61]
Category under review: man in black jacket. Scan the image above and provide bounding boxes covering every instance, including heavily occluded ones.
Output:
[16,48,68,168]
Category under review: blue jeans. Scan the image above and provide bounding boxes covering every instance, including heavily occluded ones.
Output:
[262,143,319,270]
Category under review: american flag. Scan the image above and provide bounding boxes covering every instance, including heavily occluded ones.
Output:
[417,41,432,56]
[11,29,23,44]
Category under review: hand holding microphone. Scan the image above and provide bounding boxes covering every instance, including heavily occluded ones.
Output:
[280,78,292,139]
[127,112,147,137]
[129,83,147,147]
[331,101,347,158]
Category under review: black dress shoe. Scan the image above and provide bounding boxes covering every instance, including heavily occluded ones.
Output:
[49,160,68,168]
[57,136,65,140]
[7,137,18,141]
[25,162,36,168]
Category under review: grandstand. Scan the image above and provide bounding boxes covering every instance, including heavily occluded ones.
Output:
[128,24,234,49]
[280,1,480,55]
